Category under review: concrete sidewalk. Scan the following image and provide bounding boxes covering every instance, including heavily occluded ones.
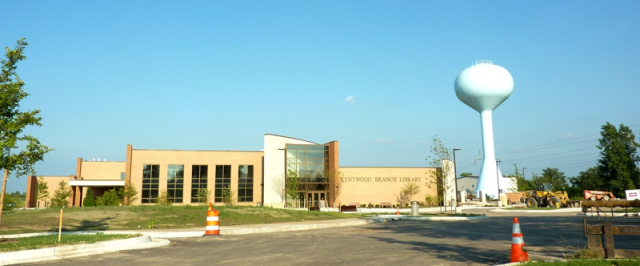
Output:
[108,216,397,238]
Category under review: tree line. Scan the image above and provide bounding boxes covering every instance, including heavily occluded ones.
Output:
[509,122,639,198]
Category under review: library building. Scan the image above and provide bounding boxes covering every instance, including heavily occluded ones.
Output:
[25,134,446,208]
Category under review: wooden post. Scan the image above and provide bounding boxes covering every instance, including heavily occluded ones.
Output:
[58,209,63,242]
[603,221,615,258]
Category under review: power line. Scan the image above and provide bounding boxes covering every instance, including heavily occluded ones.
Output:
[501,151,599,164]
[502,147,598,162]
[494,104,640,144]
[497,138,599,155]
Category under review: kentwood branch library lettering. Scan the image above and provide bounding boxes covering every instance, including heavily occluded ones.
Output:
[25,134,450,208]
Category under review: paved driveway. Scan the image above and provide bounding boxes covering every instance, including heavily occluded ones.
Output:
[22,213,640,266]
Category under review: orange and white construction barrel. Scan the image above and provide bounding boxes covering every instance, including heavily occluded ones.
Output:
[204,203,220,236]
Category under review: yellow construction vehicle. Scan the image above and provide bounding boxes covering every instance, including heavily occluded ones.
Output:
[524,183,570,208]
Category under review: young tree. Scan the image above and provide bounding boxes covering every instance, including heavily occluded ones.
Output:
[327,169,342,208]
[36,177,49,206]
[285,169,299,207]
[396,182,421,207]
[154,190,171,205]
[83,189,95,207]
[425,135,453,205]
[51,181,70,207]
[118,182,138,206]
[510,164,533,192]
[196,188,211,204]
[597,122,640,197]
[0,37,54,225]
[298,173,319,207]
[271,177,286,204]
[222,187,236,206]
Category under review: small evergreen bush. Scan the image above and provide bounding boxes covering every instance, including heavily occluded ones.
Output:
[83,189,96,207]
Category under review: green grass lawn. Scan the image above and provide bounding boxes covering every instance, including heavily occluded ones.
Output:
[0,233,139,252]
[614,208,640,213]
[1,205,361,235]
[522,260,640,266]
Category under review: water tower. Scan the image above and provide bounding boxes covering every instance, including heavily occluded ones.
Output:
[454,60,513,198]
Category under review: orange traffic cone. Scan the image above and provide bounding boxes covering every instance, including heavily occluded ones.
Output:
[510,217,529,262]
[396,207,400,215]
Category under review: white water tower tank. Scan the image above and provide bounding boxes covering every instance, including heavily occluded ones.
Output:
[454,60,514,198]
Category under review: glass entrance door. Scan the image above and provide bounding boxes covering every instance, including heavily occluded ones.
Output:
[306,192,327,207]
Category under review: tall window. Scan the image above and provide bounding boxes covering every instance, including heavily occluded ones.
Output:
[167,165,184,203]
[238,165,253,202]
[214,165,231,202]
[286,145,329,182]
[191,165,208,203]
[142,165,160,203]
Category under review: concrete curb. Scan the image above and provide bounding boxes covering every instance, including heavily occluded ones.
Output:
[490,208,582,213]
[221,217,393,235]
[378,214,489,221]
[0,235,170,265]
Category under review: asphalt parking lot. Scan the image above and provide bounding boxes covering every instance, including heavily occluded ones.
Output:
[22,212,640,266]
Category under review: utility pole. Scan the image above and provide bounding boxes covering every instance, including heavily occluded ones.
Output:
[496,160,502,195]
[453,148,461,203]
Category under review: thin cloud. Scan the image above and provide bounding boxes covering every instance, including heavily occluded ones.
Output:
[343,95,356,103]
[564,133,576,138]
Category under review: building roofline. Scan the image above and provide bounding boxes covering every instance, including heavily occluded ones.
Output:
[81,160,126,162]
[340,166,437,169]
[131,149,263,153]
[264,133,319,145]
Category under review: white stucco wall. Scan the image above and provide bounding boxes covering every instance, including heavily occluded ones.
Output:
[263,134,317,208]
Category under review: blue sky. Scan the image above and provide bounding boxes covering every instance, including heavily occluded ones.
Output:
[2,1,639,193]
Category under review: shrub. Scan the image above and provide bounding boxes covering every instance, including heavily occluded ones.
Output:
[360,204,366,208]
[222,187,236,206]
[154,190,172,206]
[96,189,120,206]
[83,189,95,207]
[425,194,438,206]
[375,204,380,208]
[195,188,211,204]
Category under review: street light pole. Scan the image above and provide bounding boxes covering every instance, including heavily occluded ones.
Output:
[453,149,461,203]
[496,160,502,197]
